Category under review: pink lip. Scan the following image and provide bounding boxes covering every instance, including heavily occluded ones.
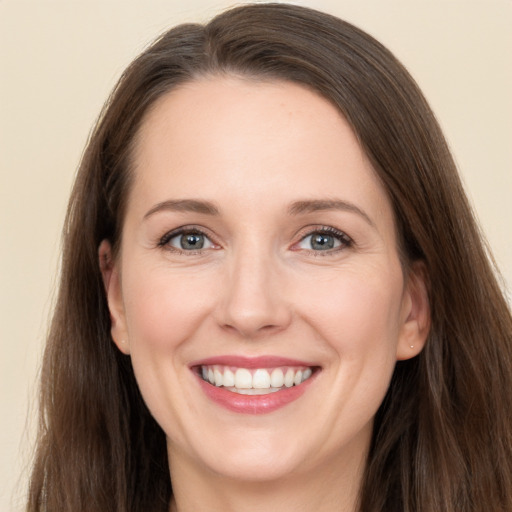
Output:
[190,355,315,369]
[190,355,319,415]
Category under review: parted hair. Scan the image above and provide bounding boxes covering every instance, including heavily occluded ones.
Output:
[27,4,512,511]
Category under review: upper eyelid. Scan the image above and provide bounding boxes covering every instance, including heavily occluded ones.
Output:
[295,225,352,242]
[158,225,218,247]
[160,225,215,238]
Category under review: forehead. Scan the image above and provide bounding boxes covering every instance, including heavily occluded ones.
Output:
[134,77,357,166]
[129,76,393,230]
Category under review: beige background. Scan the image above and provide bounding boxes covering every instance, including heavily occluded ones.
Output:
[1,1,511,510]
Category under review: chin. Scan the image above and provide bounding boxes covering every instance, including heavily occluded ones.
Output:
[205,448,308,483]
[168,424,316,484]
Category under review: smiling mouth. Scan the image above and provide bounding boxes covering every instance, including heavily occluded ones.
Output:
[197,365,316,395]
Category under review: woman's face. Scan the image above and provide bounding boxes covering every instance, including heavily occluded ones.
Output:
[102,77,428,484]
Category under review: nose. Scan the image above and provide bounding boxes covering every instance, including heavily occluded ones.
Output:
[215,248,292,339]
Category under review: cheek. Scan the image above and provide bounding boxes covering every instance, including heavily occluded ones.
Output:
[306,266,404,426]
[122,267,213,353]
[119,266,218,438]
[297,265,404,360]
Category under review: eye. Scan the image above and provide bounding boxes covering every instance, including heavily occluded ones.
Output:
[295,228,352,252]
[159,229,216,252]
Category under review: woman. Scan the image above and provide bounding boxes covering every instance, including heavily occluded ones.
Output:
[27,3,512,511]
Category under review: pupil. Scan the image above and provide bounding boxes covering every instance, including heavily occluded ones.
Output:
[311,233,334,250]
[181,233,204,250]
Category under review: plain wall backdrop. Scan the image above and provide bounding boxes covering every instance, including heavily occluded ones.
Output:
[1,1,511,510]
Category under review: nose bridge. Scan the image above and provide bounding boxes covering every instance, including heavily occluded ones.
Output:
[218,237,291,337]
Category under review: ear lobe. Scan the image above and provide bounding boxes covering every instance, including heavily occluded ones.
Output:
[396,261,430,361]
[98,240,130,355]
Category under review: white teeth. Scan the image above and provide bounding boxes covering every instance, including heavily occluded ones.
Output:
[201,364,314,392]
[234,368,252,389]
[284,368,295,387]
[223,368,235,387]
[252,369,271,389]
[214,368,223,386]
[270,368,284,388]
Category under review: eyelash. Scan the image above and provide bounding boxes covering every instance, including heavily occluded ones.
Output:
[157,225,353,256]
[294,226,353,256]
[157,226,218,255]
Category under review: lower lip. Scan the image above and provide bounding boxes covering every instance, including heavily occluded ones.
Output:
[196,372,317,414]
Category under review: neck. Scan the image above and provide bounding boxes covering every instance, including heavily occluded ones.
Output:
[167,441,367,512]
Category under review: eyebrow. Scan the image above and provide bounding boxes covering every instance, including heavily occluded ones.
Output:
[144,199,220,219]
[143,197,374,227]
[288,199,375,227]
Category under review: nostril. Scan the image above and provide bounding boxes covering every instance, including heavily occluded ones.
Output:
[220,319,284,338]
[215,261,292,336]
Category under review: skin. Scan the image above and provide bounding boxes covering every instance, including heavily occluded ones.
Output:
[100,77,430,512]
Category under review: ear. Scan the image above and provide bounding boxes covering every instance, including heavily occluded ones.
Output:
[396,261,430,360]
[98,240,130,355]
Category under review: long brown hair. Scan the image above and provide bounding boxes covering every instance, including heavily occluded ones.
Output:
[28,4,512,511]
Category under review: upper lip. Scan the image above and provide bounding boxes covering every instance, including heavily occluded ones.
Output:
[190,355,318,369]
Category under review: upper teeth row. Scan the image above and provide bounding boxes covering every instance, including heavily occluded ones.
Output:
[201,365,313,389]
